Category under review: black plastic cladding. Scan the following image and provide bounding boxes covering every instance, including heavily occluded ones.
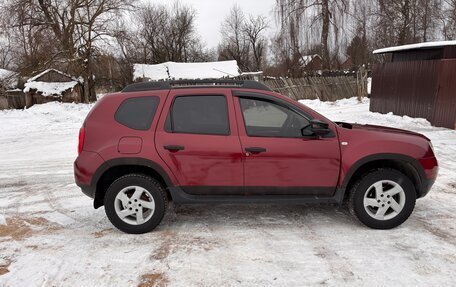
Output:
[121,80,272,93]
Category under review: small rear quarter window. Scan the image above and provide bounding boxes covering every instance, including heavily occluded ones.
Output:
[115,97,159,130]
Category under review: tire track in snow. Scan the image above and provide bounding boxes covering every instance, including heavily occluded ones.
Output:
[0,182,31,215]
[297,207,359,284]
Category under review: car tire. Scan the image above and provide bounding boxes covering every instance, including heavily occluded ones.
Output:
[349,168,416,229]
[104,174,168,234]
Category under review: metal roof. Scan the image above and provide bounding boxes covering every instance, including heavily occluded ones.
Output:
[373,41,456,54]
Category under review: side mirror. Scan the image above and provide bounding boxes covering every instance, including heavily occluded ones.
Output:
[301,120,331,137]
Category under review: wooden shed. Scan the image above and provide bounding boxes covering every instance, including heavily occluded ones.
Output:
[300,54,322,71]
[371,41,456,130]
[24,69,83,108]
[0,68,22,109]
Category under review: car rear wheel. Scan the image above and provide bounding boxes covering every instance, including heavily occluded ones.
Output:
[349,169,416,229]
[104,174,168,234]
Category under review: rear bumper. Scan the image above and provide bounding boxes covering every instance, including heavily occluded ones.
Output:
[74,151,105,199]
[76,182,96,198]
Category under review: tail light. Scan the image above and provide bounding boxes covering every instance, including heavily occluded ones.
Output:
[78,127,85,155]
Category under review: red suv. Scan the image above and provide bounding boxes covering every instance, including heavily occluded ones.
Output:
[74,80,438,234]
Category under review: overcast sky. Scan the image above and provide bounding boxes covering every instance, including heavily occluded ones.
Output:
[154,0,277,49]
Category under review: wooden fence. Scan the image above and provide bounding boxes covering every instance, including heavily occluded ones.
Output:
[263,76,359,101]
[0,90,26,109]
[0,95,7,109]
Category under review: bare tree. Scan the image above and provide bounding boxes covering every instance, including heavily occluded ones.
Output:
[276,0,349,70]
[268,34,300,77]
[218,6,269,72]
[138,2,195,62]
[117,2,211,65]
[243,15,268,71]
[42,0,131,101]
[268,18,303,77]
[375,0,442,46]
[0,0,57,74]
[346,30,369,67]
[3,0,132,101]
[0,32,13,69]
[0,11,13,69]
[442,0,456,39]
[345,1,372,67]
[218,5,251,71]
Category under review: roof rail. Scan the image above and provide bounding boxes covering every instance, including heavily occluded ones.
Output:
[122,79,271,93]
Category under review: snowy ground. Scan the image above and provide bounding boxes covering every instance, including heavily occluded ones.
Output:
[0,98,455,286]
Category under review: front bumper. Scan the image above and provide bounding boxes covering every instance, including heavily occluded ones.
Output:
[419,177,437,198]
[417,156,438,198]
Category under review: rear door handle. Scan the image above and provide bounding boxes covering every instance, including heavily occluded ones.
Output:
[164,145,185,151]
[245,147,266,154]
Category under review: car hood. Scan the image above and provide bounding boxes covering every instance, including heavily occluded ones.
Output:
[335,122,430,141]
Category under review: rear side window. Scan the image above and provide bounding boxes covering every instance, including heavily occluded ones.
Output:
[166,95,229,135]
[115,97,159,130]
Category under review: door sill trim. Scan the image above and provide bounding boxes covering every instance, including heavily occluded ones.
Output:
[169,187,344,205]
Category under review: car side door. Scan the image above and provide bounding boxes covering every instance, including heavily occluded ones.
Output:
[155,89,244,195]
[233,91,341,196]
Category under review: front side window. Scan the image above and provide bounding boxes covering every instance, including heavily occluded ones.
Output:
[166,95,230,135]
[239,97,309,137]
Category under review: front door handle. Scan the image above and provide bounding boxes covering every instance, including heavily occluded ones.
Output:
[164,145,185,151]
[245,147,266,154]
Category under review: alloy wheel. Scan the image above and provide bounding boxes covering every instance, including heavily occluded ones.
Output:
[363,180,406,221]
[114,186,156,225]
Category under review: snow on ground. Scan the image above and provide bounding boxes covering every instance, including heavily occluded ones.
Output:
[0,98,455,286]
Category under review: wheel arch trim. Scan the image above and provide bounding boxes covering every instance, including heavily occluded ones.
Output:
[91,157,176,208]
[91,157,175,189]
[340,153,426,197]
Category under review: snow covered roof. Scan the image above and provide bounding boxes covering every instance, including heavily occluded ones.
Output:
[24,81,79,97]
[27,68,78,83]
[133,60,240,81]
[300,54,321,67]
[240,71,263,76]
[373,41,456,54]
[24,69,81,97]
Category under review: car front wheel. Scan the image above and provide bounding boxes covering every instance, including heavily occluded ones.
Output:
[349,169,416,229]
[104,174,168,234]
